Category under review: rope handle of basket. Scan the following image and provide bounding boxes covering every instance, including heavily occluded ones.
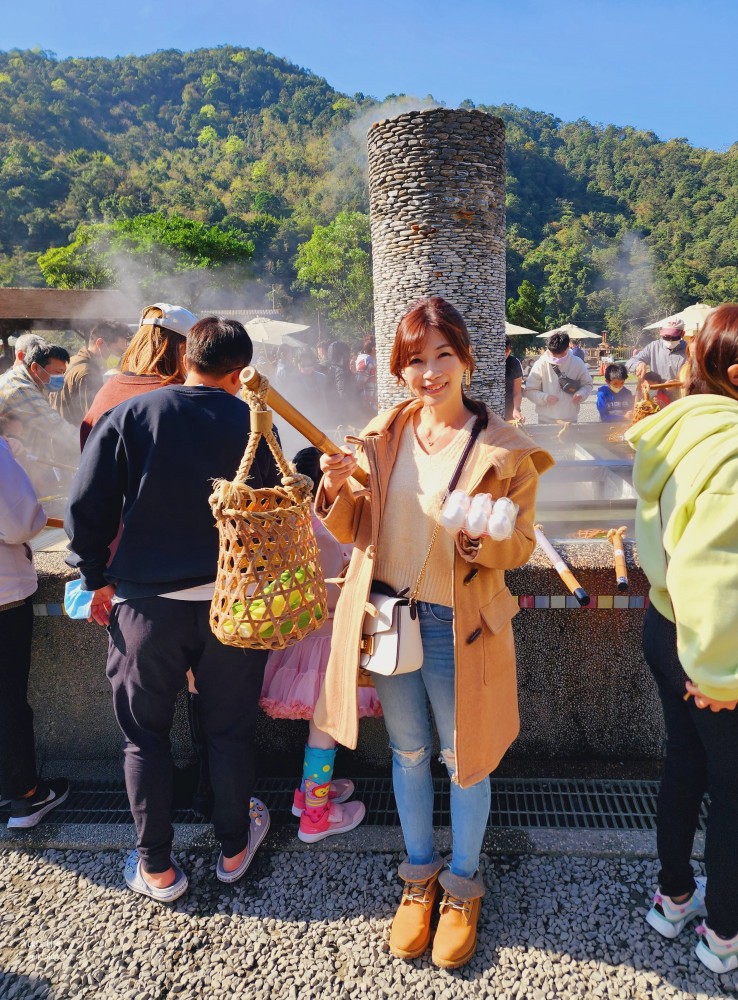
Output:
[234,371,307,495]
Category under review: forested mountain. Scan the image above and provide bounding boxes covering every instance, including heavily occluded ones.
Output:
[1,45,736,341]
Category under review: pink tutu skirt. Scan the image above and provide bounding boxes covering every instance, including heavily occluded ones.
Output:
[260,632,382,720]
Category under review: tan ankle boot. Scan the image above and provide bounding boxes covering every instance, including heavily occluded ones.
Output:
[431,869,485,969]
[389,855,443,959]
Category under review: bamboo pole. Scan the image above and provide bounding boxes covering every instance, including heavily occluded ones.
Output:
[240,367,369,487]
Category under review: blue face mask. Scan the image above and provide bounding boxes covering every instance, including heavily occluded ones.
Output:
[64,579,93,620]
[46,373,66,392]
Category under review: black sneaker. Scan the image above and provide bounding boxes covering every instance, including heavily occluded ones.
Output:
[8,778,70,829]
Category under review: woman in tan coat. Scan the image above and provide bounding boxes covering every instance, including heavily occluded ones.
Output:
[315,297,552,969]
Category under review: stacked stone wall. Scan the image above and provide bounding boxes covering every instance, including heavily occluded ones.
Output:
[367,108,506,411]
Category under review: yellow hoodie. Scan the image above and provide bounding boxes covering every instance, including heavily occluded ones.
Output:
[626,394,738,701]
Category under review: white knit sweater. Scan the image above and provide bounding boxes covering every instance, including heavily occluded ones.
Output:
[374,416,476,607]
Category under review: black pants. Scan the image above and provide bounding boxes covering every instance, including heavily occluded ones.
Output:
[107,597,266,874]
[644,605,738,937]
[0,599,38,800]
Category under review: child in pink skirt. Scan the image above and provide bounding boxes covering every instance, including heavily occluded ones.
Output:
[260,448,381,843]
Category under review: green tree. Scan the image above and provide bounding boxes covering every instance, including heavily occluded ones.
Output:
[506,280,543,331]
[37,225,115,288]
[294,211,373,338]
[38,212,254,300]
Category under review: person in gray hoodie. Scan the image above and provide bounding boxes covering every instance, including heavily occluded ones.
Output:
[524,331,593,423]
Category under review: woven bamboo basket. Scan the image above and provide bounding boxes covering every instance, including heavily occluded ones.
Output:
[209,374,328,650]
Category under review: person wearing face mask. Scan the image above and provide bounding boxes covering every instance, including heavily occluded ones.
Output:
[9,333,47,368]
[596,363,634,422]
[524,330,593,424]
[627,320,688,402]
[0,341,79,474]
[52,321,130,427]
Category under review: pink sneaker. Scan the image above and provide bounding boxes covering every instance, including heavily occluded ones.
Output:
[291,778,355,817]
[297,799,366,843]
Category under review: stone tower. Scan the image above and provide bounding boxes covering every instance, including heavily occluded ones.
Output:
[367,107,506,412]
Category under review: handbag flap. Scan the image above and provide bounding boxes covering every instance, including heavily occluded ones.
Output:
[364,593,408,636]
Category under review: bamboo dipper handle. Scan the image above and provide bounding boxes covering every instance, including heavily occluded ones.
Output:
[608,526,629,592]
[534,524,590,606]
[240,367,369,487]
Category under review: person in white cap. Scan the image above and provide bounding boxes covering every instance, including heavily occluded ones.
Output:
[627,320,688,385]
[80,303,197,449]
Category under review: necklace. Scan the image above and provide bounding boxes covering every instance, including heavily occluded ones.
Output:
[415,414,463,451]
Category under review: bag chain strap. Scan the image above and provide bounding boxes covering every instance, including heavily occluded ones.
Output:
[407,417,484,611]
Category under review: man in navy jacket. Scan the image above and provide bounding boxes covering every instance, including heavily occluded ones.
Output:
[66,317,280,900]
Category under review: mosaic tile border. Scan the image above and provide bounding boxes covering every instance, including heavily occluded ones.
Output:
[32,595,650,617]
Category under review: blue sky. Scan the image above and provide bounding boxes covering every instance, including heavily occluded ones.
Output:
[4,0,737,150]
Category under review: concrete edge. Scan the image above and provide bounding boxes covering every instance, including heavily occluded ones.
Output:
[0,823,705,860]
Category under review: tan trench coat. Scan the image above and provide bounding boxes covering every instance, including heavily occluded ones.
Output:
[314,399,554,788]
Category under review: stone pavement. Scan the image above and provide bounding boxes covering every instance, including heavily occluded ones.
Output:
[1,840,734,1000]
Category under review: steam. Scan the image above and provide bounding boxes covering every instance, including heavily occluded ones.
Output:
[594,232,669,343]
[343,95,442,173]
[316,95,442,216]
[98,250,270,314]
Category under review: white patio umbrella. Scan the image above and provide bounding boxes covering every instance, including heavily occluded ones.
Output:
[505,321,539,337]
[643,302,715,333]
[537,323,601,340]
[245,316,310,347]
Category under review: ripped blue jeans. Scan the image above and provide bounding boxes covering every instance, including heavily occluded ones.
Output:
[372,601,491,878]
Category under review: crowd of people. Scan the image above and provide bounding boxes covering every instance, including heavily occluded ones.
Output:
[0,298,736,974]
[255,336,378,433]
[511,318,698,427]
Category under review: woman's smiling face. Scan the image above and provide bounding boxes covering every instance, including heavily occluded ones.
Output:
[402,327,466,406]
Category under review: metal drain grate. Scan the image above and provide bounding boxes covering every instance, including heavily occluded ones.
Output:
[2,777,708,832]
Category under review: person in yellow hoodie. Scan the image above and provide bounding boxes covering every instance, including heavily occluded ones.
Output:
[626,304,738,975]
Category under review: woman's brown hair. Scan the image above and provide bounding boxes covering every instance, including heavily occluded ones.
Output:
[389,296,488,426]
[686,304,738,401]
[120,306,187,385]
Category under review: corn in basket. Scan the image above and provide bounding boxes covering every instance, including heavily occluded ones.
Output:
[209,373,328,650]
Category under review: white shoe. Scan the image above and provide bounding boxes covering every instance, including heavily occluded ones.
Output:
[645,876,706,939]
[696,923,738,974]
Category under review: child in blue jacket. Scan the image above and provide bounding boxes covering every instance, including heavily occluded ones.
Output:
[597,363,634,422]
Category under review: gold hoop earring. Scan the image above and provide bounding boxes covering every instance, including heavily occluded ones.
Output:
[464,368,471,389]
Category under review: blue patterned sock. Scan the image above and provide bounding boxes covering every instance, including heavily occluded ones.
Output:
[301,745,336,809]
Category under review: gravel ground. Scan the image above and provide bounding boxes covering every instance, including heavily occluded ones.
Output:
[1,847,735,1000]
